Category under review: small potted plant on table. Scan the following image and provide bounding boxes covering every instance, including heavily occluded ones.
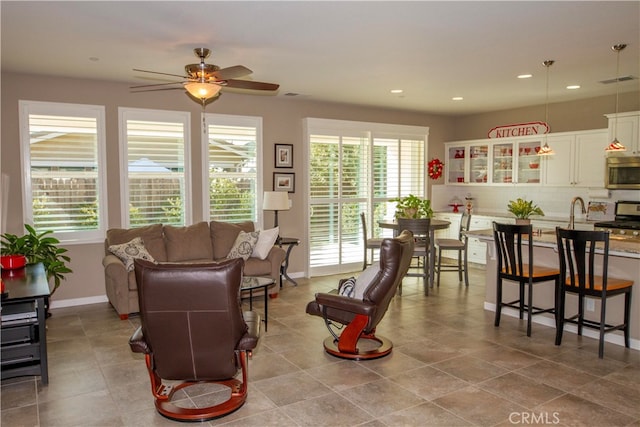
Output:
[392,194,433,219]
[1,224,72,297]
[507,198,544,224]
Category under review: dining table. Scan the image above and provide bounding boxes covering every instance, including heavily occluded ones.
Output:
[378,218,451,289]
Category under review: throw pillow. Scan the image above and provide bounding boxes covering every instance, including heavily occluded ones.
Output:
[164,222,213,262]
[338,277,356,298]
[251,227,279,260]
[108,237,156,272]
[226,231,260,261]
[354,264,381,300]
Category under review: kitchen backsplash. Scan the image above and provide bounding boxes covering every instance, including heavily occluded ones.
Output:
[431,185,640,218]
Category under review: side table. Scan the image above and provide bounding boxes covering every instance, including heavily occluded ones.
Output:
[1,263,50,385]
[277,237,299,287]
[241,276,275,331]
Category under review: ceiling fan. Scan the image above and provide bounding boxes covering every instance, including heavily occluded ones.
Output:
[131,47,279,106]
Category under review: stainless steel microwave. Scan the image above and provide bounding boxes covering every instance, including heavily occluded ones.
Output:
[605,156,640,189]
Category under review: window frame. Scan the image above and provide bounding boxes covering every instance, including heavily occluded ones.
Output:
[18,100,108,243]
[118,107,192,228]
[201,113,264,225]
[304,118,429,276]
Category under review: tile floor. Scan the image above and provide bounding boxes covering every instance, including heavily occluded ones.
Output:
[2,266,639,426]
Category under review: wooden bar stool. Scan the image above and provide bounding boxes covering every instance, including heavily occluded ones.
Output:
[493,222,560,337]
[555,228,634,358]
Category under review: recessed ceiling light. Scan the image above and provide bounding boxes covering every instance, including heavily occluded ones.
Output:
[566,85,581,90]
[517,74,533,79]
[452,97,463,101]
[390,89,403,94]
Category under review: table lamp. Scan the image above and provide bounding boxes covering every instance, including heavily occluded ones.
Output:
[263,191,290,229]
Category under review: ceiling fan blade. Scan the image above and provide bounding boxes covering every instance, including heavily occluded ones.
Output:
[133,68,188,79]
[130,81,183,89]
[223,79,280,91]
[130,87,185,93]
[212,65,253,80]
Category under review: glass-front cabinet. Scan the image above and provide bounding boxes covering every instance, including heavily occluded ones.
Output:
[516,140,542,184]
[469,143,489,184]
[446,145,466,184]
[445,138,542,185]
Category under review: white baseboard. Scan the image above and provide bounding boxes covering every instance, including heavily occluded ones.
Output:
[49,295,109,309]
[484,301,639,351]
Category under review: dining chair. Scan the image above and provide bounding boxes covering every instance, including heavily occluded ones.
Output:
[492,222,560,337]
[360,213,384,270]
[435,212,471,287]
[555,228,634,358]
[397,218,431,295]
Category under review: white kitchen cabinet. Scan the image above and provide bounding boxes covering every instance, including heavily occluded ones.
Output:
[543,130,607,187]
[444,140,490,185]
[466,215,495,264]
[606,111,640,155]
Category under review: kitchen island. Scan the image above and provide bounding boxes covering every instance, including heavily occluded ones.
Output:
[467,228,640,349]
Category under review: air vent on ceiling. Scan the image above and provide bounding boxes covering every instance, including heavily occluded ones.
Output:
[599,75,636,84]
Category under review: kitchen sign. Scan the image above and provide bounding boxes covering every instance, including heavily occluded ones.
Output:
[488,122,549,139]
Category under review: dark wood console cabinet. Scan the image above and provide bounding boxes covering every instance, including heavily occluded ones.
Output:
[1,263,50,385]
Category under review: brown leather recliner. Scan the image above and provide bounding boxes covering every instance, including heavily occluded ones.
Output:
[129,258,260,422]
[306,230,414,360]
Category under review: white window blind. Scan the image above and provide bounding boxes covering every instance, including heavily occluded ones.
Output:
[204,114,261,223]
[19,101,107,241]
[306,119,428,275]
[120,109,190,227]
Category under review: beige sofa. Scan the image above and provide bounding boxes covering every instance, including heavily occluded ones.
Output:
[103,221,286,319]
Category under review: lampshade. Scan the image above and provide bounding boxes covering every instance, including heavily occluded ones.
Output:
[184,82,222,103]
[605,43,627,152]
[538,60,555,156]
[263,191,290,211]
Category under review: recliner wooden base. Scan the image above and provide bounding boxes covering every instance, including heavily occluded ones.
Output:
[145,351,250,422]
[323,334,393,360]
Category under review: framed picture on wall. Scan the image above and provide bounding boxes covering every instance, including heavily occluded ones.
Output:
[274,172,295,193]
[275,144,293,168]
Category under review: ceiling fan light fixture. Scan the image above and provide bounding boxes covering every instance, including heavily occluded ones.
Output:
[184,82,222,102]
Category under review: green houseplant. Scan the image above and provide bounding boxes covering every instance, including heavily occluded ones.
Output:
[507,198,544,222]
[392,194,434,219]
[1,224,72,295]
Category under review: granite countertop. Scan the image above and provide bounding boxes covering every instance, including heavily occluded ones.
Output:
[466,228,640,259]
[434,210,592,226]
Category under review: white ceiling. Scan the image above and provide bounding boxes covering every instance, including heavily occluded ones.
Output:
[2,1,639,115]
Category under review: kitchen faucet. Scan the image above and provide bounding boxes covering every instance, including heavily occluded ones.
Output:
[569,196,586,229]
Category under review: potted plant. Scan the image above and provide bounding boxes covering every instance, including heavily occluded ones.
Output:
[392,194,433,219]
[507,198,544,224]
[1,224,72,295]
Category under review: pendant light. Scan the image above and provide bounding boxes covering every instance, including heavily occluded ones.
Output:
[605,43,627,152]
[538,60,555,156]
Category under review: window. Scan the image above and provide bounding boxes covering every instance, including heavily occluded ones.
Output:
[119,108,190,227]
[204,114,262,223]
[19,101,107,242]
[305,118,428,275]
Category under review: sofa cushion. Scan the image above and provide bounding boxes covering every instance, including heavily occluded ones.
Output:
[252,227,279,260]
[108,237,156,272]
[164,222,213,262]
[106,224,167,262]
[227,231,260,261]
[210,221,255,259]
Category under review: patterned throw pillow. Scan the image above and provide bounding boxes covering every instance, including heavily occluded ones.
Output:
[338,277,356,298]
[108,237,156,272]
[226,231,260,261]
